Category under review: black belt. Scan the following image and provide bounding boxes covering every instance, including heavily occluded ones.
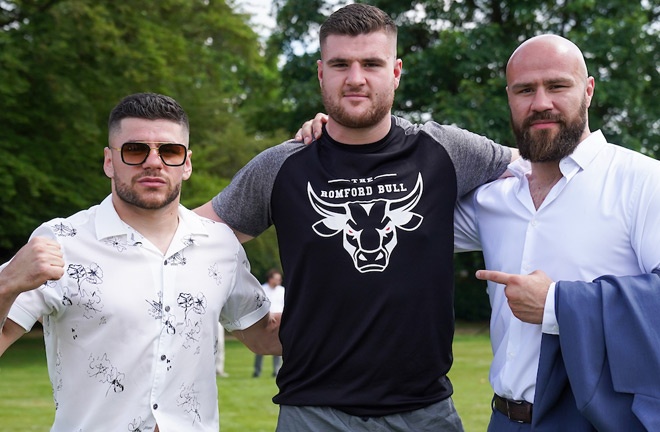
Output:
[492,394,533,423]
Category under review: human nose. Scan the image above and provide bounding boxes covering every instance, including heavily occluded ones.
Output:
[530,88,553,112]
[346,63,366,86]
[142,147,164,167]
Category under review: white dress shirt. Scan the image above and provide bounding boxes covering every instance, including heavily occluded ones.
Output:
[7,195,269,431]
[454,130,660,403]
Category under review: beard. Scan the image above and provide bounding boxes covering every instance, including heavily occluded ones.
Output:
[513,98,587,162]
[322,85,393,129]
[114,170,181,210]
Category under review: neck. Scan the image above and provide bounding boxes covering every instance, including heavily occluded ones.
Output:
[112,197,180,254]
[325,115,391,145]
[529,160,562,182]
[527,161,563,210]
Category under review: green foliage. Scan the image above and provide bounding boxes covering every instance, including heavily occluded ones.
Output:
[242,226,283,282]
[0,0,283,262]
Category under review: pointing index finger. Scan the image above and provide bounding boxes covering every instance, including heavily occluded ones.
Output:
[475,269,512,285]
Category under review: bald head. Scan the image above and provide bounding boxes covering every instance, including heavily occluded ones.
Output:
[507,34,588,85]
[505,34,595,161]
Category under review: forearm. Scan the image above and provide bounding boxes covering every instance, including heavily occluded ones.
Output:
[0,281,25,356]
[0,270,22,332]
[194,201,222,221]
[497,147,519,179]
[233,312,282,355]
[0,237,65,355]
[194,202,254,244]
[0,318,26,356]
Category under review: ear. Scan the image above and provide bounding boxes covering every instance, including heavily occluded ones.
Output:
[317,59,323,86]
[182,149,193,181]
[393,58,403,90]
[103,147,114,179]
[585,76,595,108]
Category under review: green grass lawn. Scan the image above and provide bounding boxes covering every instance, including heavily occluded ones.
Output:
[0,323,492,431]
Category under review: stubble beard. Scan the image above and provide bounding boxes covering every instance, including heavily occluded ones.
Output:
[514,98,587,162]
[114,171,181,210]
[322,86,393,130]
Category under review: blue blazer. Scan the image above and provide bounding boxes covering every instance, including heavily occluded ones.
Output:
[533,270,660,431]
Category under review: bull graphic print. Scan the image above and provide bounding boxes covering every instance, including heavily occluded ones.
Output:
[308,173,424,273]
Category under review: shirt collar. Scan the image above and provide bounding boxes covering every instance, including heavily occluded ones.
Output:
[95,195,210,242]
[563,129,606,171]
[507,130,607,180]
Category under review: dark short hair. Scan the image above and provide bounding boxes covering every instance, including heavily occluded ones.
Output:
[265,268,282,281]
[108,92,189,134]
[319,3,397,46]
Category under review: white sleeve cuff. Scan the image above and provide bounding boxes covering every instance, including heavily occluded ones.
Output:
[541,282,559,334]
[7,301,38,332]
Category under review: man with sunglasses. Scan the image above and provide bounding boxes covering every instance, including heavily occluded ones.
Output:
[0,92,281,432]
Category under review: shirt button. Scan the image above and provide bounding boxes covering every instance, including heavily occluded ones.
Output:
[164,306,170,312]
[531,220,538,227]
[153,403,158,410]
[161,355,166,361]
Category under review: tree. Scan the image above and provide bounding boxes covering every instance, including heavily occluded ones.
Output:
[266,0,658,153]
[0,0,286,275]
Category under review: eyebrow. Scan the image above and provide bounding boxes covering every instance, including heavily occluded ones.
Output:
[325,56,387,66]
[510,77,575,90]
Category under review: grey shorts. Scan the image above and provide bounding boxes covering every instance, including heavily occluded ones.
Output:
[276,398,465,432]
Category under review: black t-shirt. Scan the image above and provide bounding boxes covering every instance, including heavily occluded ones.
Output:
[213,116,510,416]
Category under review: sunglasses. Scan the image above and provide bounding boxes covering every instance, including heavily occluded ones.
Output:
[109,142,188,166]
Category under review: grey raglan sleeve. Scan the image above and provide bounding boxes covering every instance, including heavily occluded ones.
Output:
[211,140,306,237]
[422,122,512,197]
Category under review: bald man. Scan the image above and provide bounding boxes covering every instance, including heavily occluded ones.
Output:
[455,35,660,430]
